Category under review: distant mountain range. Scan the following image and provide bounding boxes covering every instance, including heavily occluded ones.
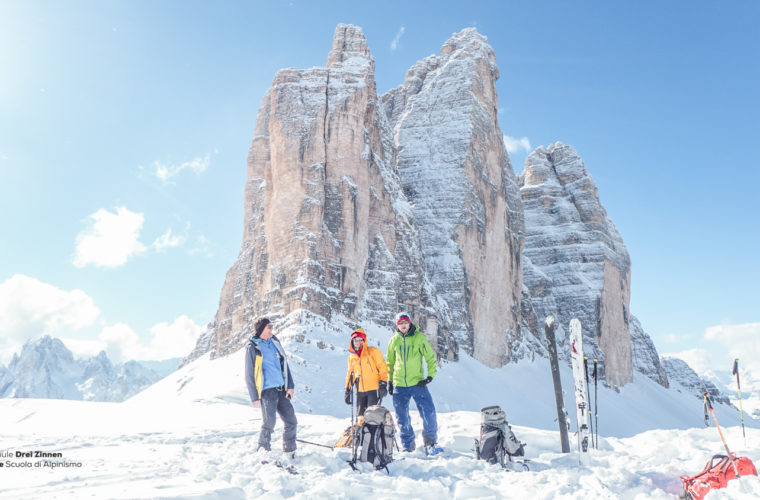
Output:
[660,355,760,421]
[0,336,179,402]
[661,356,732,406]
[699,363,760,420]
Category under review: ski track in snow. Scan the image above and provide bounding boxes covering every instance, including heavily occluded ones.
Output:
[2,400,760,499]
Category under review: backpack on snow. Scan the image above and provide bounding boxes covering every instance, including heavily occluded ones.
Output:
[334,424,360,448]
[473,405,526,468]
[348,405,396,472]
[679,453,757,500]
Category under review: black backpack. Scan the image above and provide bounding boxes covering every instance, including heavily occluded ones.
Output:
[348,405,396,473]
[474,405,525,468]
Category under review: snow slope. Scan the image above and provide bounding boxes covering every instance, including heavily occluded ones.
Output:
[139,318,756,436]
[1,395,759,499]
[2,338,759,499]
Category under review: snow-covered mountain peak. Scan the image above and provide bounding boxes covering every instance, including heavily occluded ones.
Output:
[327,23,372,70]
[11,334,74,369]
[440,27,498,75]
[0,336,176,402]
[188,24,667,392]
[523,142,586,187]
[6,335,81,399]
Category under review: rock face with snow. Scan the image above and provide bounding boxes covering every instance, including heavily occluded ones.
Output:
[186,24,668,388]
[519,143,635,388]
[4,336,84,399]
[381,29,524,366]
[189,24,439,361]
[188,25,525,367]
[661,356,731,405]
[0,336,168,402]
[630,315,668,387]
[0,365,15,397]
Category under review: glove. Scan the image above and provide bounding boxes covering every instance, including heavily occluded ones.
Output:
[417,376,433,387]
[344,387,351,405]
[378,381,388,399]
[388,382,394,396]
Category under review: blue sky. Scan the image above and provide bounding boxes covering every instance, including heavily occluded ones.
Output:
[1,1,758,373]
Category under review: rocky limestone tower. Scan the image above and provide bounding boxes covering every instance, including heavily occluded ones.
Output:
[630,315,668,387]
[187,25,438,361]
[520,142,633,387]
[184,24,667,386]
[382,29,525,367]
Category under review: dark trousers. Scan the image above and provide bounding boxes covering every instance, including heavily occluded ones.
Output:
[356,390,379,417]
[258,387,298,452]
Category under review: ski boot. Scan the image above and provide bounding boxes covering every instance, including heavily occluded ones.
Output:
[424,436,443,456]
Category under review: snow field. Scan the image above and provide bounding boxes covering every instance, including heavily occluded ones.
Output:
[2,397,759,499]
[2,328,759,499]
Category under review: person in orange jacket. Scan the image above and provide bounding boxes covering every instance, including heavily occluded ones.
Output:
[344,328,389,416]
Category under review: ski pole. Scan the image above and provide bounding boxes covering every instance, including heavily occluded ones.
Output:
[296,439,334,450]
[584,356,594,450]
[732,359,746,445]
[593,359,598,449]
[703,392,740,478]
[351,375,361,463]
[349,372,355,430]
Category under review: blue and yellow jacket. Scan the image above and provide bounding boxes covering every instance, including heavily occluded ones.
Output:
[244,335,294,403]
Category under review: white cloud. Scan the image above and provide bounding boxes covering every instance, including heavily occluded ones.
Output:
[59,337,108,359]
[100,323,143,364]
[152,228,185,252]
[663,348,713,374]
[188,234,212,257]
[390,26,405,51]
[0,275,100,362]
[503,135,532,154]
[663,332,690,343]
[151,155,210,182]
[0,275,202,364]
[704,322,760,343]
[74,206,147,268]
[99,316,203,363]
[704,322,760,372]
[147,315,204,360]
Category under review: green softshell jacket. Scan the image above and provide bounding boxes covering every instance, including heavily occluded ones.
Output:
[386,324,437,388]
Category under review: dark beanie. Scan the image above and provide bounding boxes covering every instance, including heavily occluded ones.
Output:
[254,317,271,338]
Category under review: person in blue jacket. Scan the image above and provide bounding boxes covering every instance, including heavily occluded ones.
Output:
[244,317,297,456]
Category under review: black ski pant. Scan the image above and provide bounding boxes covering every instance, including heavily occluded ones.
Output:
[356,390,379,417]
[258,387,298,452]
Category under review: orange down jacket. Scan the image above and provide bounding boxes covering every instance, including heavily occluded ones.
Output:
[344,329,388,392]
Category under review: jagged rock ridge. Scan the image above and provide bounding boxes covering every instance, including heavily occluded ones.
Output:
[661,356,731,406]
[0,336,171,402]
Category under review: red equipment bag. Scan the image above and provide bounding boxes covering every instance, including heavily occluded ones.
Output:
[679,453,757,500]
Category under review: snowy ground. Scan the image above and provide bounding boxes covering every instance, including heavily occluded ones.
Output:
[2,343,760,499]
[1,398,759,499]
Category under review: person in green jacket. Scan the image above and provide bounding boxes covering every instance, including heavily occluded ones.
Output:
[386,311,439,453]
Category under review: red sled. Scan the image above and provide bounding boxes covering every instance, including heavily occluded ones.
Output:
[679,453,757,500]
